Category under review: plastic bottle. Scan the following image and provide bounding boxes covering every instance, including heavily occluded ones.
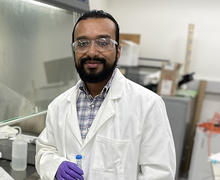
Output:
[11,137,27,171]
[76,154,82,169]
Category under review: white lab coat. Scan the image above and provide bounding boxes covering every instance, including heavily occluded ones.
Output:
[35,68,176,180]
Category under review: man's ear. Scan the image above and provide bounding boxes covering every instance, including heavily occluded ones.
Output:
[116,45,121,59]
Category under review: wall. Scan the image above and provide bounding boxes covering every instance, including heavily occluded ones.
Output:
[89,0,108,11]
[90,0,220,81]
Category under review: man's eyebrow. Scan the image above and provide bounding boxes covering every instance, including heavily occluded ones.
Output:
[76,34,111,41]
[76,36,88,40]
[96,34,111,39]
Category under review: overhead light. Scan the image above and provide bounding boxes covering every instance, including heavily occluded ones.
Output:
[20,0,62,10]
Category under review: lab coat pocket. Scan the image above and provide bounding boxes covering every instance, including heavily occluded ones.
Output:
[90,135,130,178]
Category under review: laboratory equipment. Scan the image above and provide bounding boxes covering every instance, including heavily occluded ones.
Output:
[11,137,28,171]
[76,154,82,169]
[0,126,21,139]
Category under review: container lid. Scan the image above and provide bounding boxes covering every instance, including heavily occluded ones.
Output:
[76,154,82,159]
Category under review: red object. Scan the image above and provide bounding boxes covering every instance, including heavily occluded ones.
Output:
[198,122,220,134]
[197,112,220,156]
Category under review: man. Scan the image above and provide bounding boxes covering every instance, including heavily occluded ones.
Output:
[35,10,176,180]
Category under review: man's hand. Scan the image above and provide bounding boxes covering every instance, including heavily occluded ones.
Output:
[56,161,84,180]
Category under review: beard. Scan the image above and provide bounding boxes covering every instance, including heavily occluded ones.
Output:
[74,56,118,83]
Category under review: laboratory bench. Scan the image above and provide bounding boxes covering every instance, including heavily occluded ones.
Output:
[0,138,39,179]
[0,159,39,180]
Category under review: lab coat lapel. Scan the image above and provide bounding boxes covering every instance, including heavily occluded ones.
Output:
[83,97,115,145]
[83,69,125,146]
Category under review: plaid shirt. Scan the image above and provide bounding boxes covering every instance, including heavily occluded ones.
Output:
[76,70,115,140]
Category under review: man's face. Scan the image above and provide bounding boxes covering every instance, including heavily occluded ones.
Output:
[73,18,121,83]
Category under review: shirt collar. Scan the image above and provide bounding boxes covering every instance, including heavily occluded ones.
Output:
[79,69,116,98]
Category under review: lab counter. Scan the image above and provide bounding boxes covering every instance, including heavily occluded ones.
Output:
[0,139,36,165]
[0,159,39,180]
[0,139,39,179]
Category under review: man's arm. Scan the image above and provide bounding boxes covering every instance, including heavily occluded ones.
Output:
[138,97,176,180]
[35,106,66,180]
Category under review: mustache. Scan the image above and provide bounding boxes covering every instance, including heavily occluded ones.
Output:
[80,56,106,65]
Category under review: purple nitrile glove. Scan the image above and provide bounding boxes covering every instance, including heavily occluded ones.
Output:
[56,161,84,180]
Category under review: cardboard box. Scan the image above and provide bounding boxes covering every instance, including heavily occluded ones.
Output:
[118,40,140,66]
[120,33,140,44]
[157,62,181,96]
[118,33,140,67]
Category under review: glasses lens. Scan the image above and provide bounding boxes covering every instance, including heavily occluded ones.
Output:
[73,39,90,52]
[96,38,110,46]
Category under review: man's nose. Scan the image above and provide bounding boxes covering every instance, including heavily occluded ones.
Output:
[87,41,97,57]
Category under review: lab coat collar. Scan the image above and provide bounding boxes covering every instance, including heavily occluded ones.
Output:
[66,68,125,102]
[66,80,81,102]
[108,68,125,100]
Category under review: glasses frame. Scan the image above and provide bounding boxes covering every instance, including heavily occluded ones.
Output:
[72,37,118,53]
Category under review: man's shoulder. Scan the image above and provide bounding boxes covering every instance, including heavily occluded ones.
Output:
[114,69,159,98]
[126,78,160,100]
[123,79,164,111]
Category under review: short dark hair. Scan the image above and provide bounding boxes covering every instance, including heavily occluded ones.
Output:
[72,10,120,45]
